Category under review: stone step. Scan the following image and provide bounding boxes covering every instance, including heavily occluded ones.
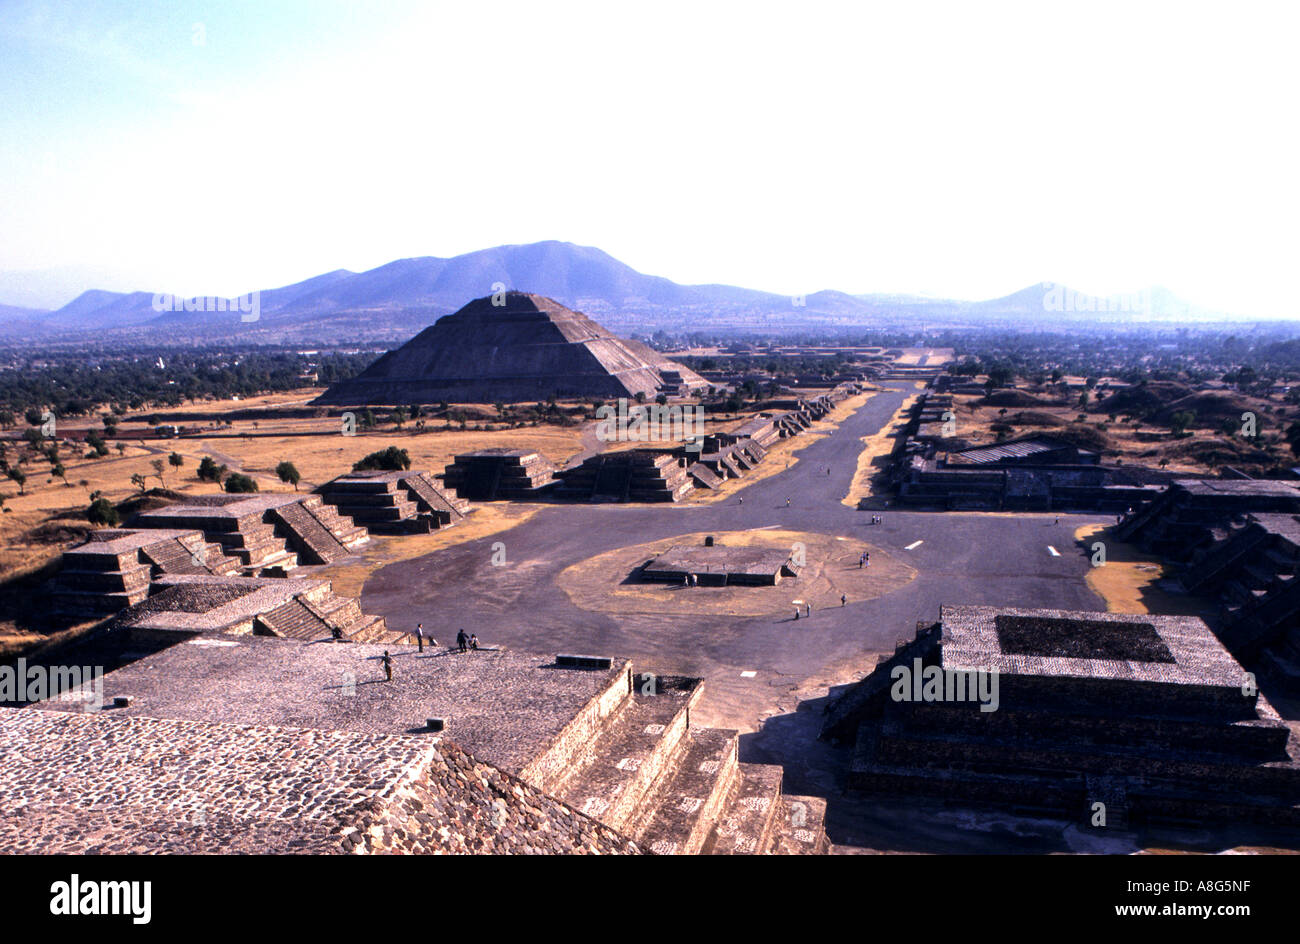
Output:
[553,683,698,835]
[258,598,330,640]
[272,502,350,564]
[771,795,831,854]
[634,727,739,855]
[706,762,784,854]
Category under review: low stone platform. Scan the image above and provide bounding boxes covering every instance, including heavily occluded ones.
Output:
[443,449,558,501]
[641,544,800,586]
[28,630,829,854]
[555,449,695,502]
[135,493,370,573]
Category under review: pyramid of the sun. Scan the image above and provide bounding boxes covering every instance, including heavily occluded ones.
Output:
[314,292,707,405]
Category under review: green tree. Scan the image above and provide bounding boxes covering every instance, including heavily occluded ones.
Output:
[276,461,301,490]
[353,446,411,472]
[7,468,25,495]
[224,472,259,493]
[87,497,120,526]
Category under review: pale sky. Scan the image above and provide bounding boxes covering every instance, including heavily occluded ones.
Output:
[1,0,1297,314]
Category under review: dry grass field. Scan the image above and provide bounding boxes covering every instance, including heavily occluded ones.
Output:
[947,381,1287,477]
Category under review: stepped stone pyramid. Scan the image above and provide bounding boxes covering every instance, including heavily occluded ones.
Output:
[823,605,1300,829]
[1182,513,1300,690]
[442,449,558,500]
[320,469,471,533]
[555,449,695,502]
[99,573,393,644]
[312,292,707,406]
[135,493,370,574]
[51,528,241,617]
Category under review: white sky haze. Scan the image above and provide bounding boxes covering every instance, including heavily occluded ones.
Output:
[0,0,1296,315]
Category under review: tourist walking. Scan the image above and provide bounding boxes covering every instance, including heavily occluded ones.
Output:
[456,629,468,653]
[805,603,811,617]
[381,650,393,682]
[841,593,847,606]
[415,622,424,652]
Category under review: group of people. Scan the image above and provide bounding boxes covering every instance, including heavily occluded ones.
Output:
[409,622,478,654]
[868,514,883,525]
[380,626,481,682]
[859,550,871,568]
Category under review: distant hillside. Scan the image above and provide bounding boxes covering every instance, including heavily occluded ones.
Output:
[0,241,1236,345]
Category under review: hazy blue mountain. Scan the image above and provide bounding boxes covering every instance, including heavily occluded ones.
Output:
[0,241,1241,343]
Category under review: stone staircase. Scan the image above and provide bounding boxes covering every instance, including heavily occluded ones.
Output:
[543,673,828,855]
[254,587,391,643]
[270,497,368,565]
[139,533,241,577]
[401,472,471,525]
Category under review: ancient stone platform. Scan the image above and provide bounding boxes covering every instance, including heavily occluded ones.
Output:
[641,544,800,586]
[555,449,695,502]
[442,449,558,501]
[135,492,369,573]
[320,469,470,532]
[97,574,391,644]
[0,707,638,854]
[51,527,240,617]
[822,604,1300,829]
[26,630,828,854]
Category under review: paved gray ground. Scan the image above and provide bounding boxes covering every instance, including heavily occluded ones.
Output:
[363,384,1121,851]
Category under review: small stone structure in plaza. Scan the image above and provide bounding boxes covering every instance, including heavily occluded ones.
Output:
[641,543,802,586]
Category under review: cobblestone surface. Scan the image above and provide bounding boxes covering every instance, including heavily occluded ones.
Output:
[0,707,639,854]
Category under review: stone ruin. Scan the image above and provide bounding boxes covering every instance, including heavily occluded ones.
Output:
[555,449,695,502]
[95,573,394,644]
[312,292,708,406]
[821,605,1300,830]
[442,449,559,500]
[1116,479,1300,560]
[5,631,829,854]
[890,390,1180,513]
[135,492,370,574]
[51,528,241,618]
[1178,512,1300,693]
[319,469,471,532]
[641,543,802,586]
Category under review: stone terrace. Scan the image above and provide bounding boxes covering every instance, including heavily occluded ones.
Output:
[34,634,830,854]
[39,634,627,775]
[0,708,638,854]
[98,574,390,644]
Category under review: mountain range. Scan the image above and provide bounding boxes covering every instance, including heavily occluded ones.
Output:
[0,241,1243,345]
